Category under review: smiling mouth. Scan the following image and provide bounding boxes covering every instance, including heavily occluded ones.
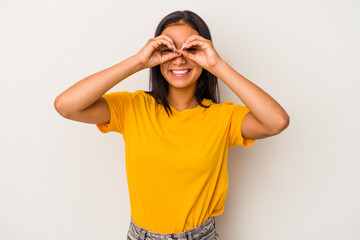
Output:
[169,69,192,77]
[170,69,191,74]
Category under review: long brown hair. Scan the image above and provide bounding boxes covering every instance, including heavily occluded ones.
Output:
[145,10,220,117]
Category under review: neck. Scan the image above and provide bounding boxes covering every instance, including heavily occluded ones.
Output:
[167,87,198,111]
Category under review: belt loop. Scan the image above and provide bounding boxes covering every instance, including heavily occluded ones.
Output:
[139,229,146,240]
[187,231,193,240]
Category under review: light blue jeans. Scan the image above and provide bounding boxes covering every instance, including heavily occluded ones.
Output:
[127,216,220,240]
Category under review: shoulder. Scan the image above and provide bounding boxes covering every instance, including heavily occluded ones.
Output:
[212,100,237,111]
[132,90,153,103]
[123,90,156,108]
[212,100,250,118]
[100,90,150,110]
[104,89,148,100]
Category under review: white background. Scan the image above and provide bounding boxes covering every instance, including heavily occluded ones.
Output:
[1,0,359,239]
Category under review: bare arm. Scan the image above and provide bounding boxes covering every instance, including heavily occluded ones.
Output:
[179,35,290,139]
[54,56,142,124]
[54,35,179,125]
[211,61,290,139]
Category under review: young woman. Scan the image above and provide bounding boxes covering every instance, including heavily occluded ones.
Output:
[54,10,289,240]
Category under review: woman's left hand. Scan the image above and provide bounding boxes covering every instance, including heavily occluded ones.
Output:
[178,35,224,73]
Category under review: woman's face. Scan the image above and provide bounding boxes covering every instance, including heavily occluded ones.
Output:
[159,24,203,91]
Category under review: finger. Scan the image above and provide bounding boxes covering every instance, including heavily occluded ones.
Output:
[155,35,176,49]
[141,39,173,60]
[150,38,175,51]
[182,34,201,45]
[178,48,197,61]
[183,40,209,51]
[156,34,174,43]
[160,51,181,63]
[183,35,209,47]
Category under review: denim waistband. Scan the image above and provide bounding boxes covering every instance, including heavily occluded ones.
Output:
[127,216,217,240]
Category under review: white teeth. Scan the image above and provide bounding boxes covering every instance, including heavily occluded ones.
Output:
[172,70,190,74]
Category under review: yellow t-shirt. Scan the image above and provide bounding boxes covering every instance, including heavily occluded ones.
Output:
[96,90,255,234]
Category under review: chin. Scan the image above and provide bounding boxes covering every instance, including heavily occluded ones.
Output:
[168,80,197,89]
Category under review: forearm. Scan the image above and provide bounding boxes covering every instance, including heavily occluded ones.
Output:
[210,60,289,130]
[55,55,142,113]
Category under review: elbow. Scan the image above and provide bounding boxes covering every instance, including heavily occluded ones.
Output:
[54,96,71,118]
[270,113,290,135]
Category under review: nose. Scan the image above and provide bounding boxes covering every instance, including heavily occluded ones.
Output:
[172,54,186,65]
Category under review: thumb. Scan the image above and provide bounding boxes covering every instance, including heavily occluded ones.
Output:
[161,52,180,63]
[179,49,196,61]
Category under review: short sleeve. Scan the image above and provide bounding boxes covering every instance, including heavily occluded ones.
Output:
[96,91,132,134]
[228,104,256,149]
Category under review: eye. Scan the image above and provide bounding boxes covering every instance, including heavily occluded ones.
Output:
[161,49,174,53]
[185,47,197,52]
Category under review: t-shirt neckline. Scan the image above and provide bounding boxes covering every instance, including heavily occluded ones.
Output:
[169,98,212,117]
[141,90,212,116]
[169,102,203,113]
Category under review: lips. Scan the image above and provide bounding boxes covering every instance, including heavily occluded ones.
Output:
[170,69,192,77]
[170,69,191,73]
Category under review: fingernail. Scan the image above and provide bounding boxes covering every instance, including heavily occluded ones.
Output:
[181,43,186,50]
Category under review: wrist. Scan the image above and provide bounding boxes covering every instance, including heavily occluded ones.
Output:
[129,55,146,72]
[208,59,227,76]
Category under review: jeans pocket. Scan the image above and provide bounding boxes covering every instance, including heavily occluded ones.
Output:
[127,232,138,240]
[199,228,218,240]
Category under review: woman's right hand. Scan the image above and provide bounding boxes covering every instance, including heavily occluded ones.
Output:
[134,35,181,70]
